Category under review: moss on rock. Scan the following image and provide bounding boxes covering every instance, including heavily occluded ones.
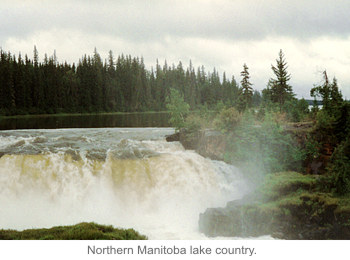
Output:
[199,172,350,239]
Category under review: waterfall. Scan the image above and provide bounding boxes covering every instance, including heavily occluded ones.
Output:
[0,128,249,239]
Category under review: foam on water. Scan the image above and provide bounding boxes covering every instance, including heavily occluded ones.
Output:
[0,128,251,239]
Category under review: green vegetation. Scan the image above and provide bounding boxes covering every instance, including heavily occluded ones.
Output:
[222,112,306,177]
[252,171,350,226]
[223,172,350,239]
[155,49,350,239]
[166,49,350,202]
[0,47,239,116]
[269,49,294,111]
[328,137,350,195]
[237,63,253,112]
[257,171,316,200]
[166,88,190,131]
[311,71,343,116]
[0,222,147,240]
[214,107,241,132]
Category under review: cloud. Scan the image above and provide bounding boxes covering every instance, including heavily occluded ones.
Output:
[2,0,350,43]
[1,0,350,99]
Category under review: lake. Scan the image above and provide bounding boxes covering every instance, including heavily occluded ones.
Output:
[0,112,171,130]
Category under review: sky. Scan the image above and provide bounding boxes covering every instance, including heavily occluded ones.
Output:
[1,0,350,99]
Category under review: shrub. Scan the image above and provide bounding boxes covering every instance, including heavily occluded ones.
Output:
[0,222,147,240]
[313,110,338,146]
[214,107,241,132]
[165,88,190,131]
[328,138,350,195]
[224,112,305,178]
[184,113,203,133]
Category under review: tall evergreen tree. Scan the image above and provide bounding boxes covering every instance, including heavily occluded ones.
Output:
[310,70,343,115]
[270,49,293,110]
[239,63,253,111]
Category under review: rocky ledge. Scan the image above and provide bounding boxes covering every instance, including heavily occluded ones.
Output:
[167,126,347,239]
[166,128,226,160]
[198,172,350,239]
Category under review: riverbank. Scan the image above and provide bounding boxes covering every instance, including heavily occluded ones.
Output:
[0,222,147,240]
[199,172,350,239]
[167,122,350,239]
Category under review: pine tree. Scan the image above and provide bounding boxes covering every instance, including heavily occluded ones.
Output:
[270,49,293,110]
[238,63,253,111]
[33,45,39,67]
[310,70,343,115]
[104,50,117,111]
[92,48,103,111]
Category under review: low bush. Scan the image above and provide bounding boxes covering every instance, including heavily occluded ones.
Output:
[214,107,241,132]
[328,138,350,195]
[0,222,147,240]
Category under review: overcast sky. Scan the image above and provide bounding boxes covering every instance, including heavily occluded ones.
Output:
[1,0,350,98]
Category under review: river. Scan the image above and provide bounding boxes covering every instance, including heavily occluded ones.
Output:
[0,112,171,130]
[0,114,253,239]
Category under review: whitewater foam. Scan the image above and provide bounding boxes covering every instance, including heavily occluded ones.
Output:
[0,128,250,239]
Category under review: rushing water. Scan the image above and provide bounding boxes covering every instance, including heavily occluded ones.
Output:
[0,127,251,239]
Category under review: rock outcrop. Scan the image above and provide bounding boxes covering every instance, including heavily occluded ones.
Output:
[167,125,347,239]
[166,129,226,160]
[198,172,350,239]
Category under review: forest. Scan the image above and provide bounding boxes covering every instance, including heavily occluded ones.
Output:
[0,46,254,116]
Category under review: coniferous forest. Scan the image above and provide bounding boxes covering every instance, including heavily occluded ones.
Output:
[0,46,245,116]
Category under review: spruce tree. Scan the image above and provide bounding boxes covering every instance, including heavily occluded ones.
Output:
[310,70,343,115]
[270,49,293,110]
[239,63,253,111]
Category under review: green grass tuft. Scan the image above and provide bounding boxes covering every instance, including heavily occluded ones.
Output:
[258,171,317,200]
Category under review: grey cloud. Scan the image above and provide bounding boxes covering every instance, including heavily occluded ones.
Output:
[2,0,350,99]
[1,0,350,44]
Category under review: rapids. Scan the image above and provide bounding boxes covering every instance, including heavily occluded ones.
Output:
[0,128,250,239]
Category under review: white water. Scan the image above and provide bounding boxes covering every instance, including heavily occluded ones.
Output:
[0,128,251,239]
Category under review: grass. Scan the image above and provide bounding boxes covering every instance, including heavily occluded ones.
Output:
[257,171,317,200]
[335,196,350,214]
[0,222,147,240]
[245,171,346,221]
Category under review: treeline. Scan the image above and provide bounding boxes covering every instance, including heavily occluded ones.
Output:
[0,47,260,116]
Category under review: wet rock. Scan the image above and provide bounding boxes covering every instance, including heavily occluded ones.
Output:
[199,193,350,239]
[165,132,180,142]
[197,130,226,160]
[166,128,225,160]
[199,172,350,239]
[199,199,274,238]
